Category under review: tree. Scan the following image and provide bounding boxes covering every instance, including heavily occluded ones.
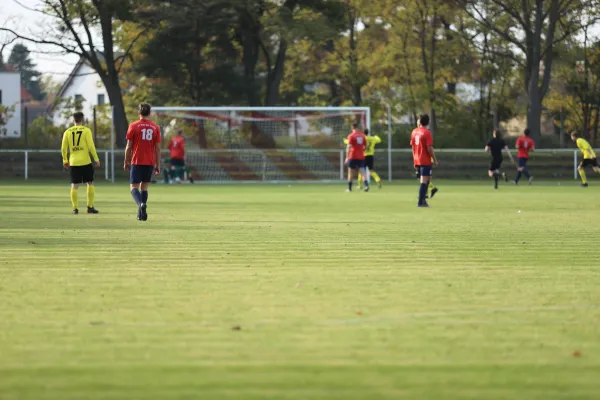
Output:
[460,0,600,141]
[8,44,45,101]
[0,0,148,147]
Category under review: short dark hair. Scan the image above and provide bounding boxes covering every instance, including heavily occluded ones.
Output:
[352,122,359,130]
[73,112,84,124]
[419,114,430,127]
[139,103,152,117]
[571,131,579,138]
[364,128,370,136]
[493,129,501,138]
[177,129,183,135]
[524,128,530,136]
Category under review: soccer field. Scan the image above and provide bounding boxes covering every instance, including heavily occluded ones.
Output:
[1,181,599,400]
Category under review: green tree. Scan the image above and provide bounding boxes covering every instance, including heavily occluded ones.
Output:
[1,0,148,147]
[461,0,600,141]
[7,44,45,101]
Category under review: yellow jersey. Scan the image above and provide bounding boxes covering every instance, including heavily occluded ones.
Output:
[364,136,382,156]
[576,138,596,159]
[61,126,99,166]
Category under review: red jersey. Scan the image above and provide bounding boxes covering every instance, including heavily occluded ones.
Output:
[126,119,161,166]
[347,131,367,160]
[410,127,433,166]
[515,136,535,158]
[169,135,185,160]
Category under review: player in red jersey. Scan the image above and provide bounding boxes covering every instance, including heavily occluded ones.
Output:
[344,122,368,192]
[410,114,438,208]
[514,128,535,185]
[124,103,161,221]
[168,129,193,183]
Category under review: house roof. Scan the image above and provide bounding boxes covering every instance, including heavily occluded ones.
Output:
[50,52,108,113]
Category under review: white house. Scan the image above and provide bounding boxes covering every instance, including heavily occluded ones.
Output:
[51,56,109,126]
[0,71,22,138]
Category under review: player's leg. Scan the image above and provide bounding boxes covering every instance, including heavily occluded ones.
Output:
[428,180,438,198]
[578,161,588,187]
[130,166,144,219]
[370,169,382,188]
[70,183,79,214]
[514,158,524,184]
[357,170,362,189]
[69,166,81,214]
[522,159,532,184]
[417,166,431,207]
[347,164,355,192]
[82,164,99,214]
[362,165,369,192]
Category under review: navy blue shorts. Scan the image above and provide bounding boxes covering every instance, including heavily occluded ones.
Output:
[130,165,154,184]
[417,165,433,177]
[517,158,528,168]
[348,159,365,169]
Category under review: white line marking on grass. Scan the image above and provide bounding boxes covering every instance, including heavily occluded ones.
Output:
[321,305,600,326]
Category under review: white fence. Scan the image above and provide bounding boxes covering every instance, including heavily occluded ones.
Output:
[0,148,584,182]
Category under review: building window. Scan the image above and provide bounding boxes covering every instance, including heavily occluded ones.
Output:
[97,94,105,105]
[74,94,83,111]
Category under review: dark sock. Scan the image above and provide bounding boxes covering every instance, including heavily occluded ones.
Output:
[348,181,352,191]
[515,171,522,183]
[418,183,428,205]
[131,188,142,206]
[141,190,148,204]
[493,173,499,188]
[364,179,369,188]
[523,169,531,178]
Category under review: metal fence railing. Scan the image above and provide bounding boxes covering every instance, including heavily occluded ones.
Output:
[0,148,583,182]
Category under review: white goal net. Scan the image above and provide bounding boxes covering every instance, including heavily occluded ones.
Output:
[152,107,370,182]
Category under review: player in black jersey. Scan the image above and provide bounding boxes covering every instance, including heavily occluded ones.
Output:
[485,130,515,189]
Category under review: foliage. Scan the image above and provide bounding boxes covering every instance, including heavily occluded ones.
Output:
[7,44,45,101]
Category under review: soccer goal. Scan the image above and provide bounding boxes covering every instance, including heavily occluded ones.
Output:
[152,106,370,183]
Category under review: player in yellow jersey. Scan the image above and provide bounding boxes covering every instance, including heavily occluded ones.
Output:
[571,131,599,187]
[61,112,100,214]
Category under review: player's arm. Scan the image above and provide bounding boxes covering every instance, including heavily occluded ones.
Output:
[86,130,101,168]
[374,135,382,144]
[343,139,349,145]
[61,131,69,168]
[344,144,350,164]
[504,145,515,163]
[124,140,133,170]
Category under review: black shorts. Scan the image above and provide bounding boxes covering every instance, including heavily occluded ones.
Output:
[580,158,598,168]
[416,165,432,177]
[348,159,365,169]
[364,156,374,170]
[70,163,94,184]
[489,158,503,171]
[517,158,528,168]
[130,165,154,184]
[170,158,185,167]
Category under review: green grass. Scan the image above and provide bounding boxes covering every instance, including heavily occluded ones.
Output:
[1,180,600,400]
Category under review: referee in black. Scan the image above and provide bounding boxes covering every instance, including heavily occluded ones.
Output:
[485,129,514,189]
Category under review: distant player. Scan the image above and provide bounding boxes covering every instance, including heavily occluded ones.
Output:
[410,114,438,207]
[514,128,535,185]
[345,122,368,192]
[124,103,161,221]
[485,129,514,189]
[571,131,600,187]
[168,129,193,184]
[344,128,382,189]
[61,111,100,214]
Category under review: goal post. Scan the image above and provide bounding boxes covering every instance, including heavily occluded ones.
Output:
[151,106,371,183]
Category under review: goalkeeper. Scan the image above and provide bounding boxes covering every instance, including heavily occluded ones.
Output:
[162,157,194,184]
[344,128,383,189]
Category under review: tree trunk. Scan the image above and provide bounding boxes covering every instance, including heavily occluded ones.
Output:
[265,40,288,106]
[103,80,128,148]
[592,107,599,145]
